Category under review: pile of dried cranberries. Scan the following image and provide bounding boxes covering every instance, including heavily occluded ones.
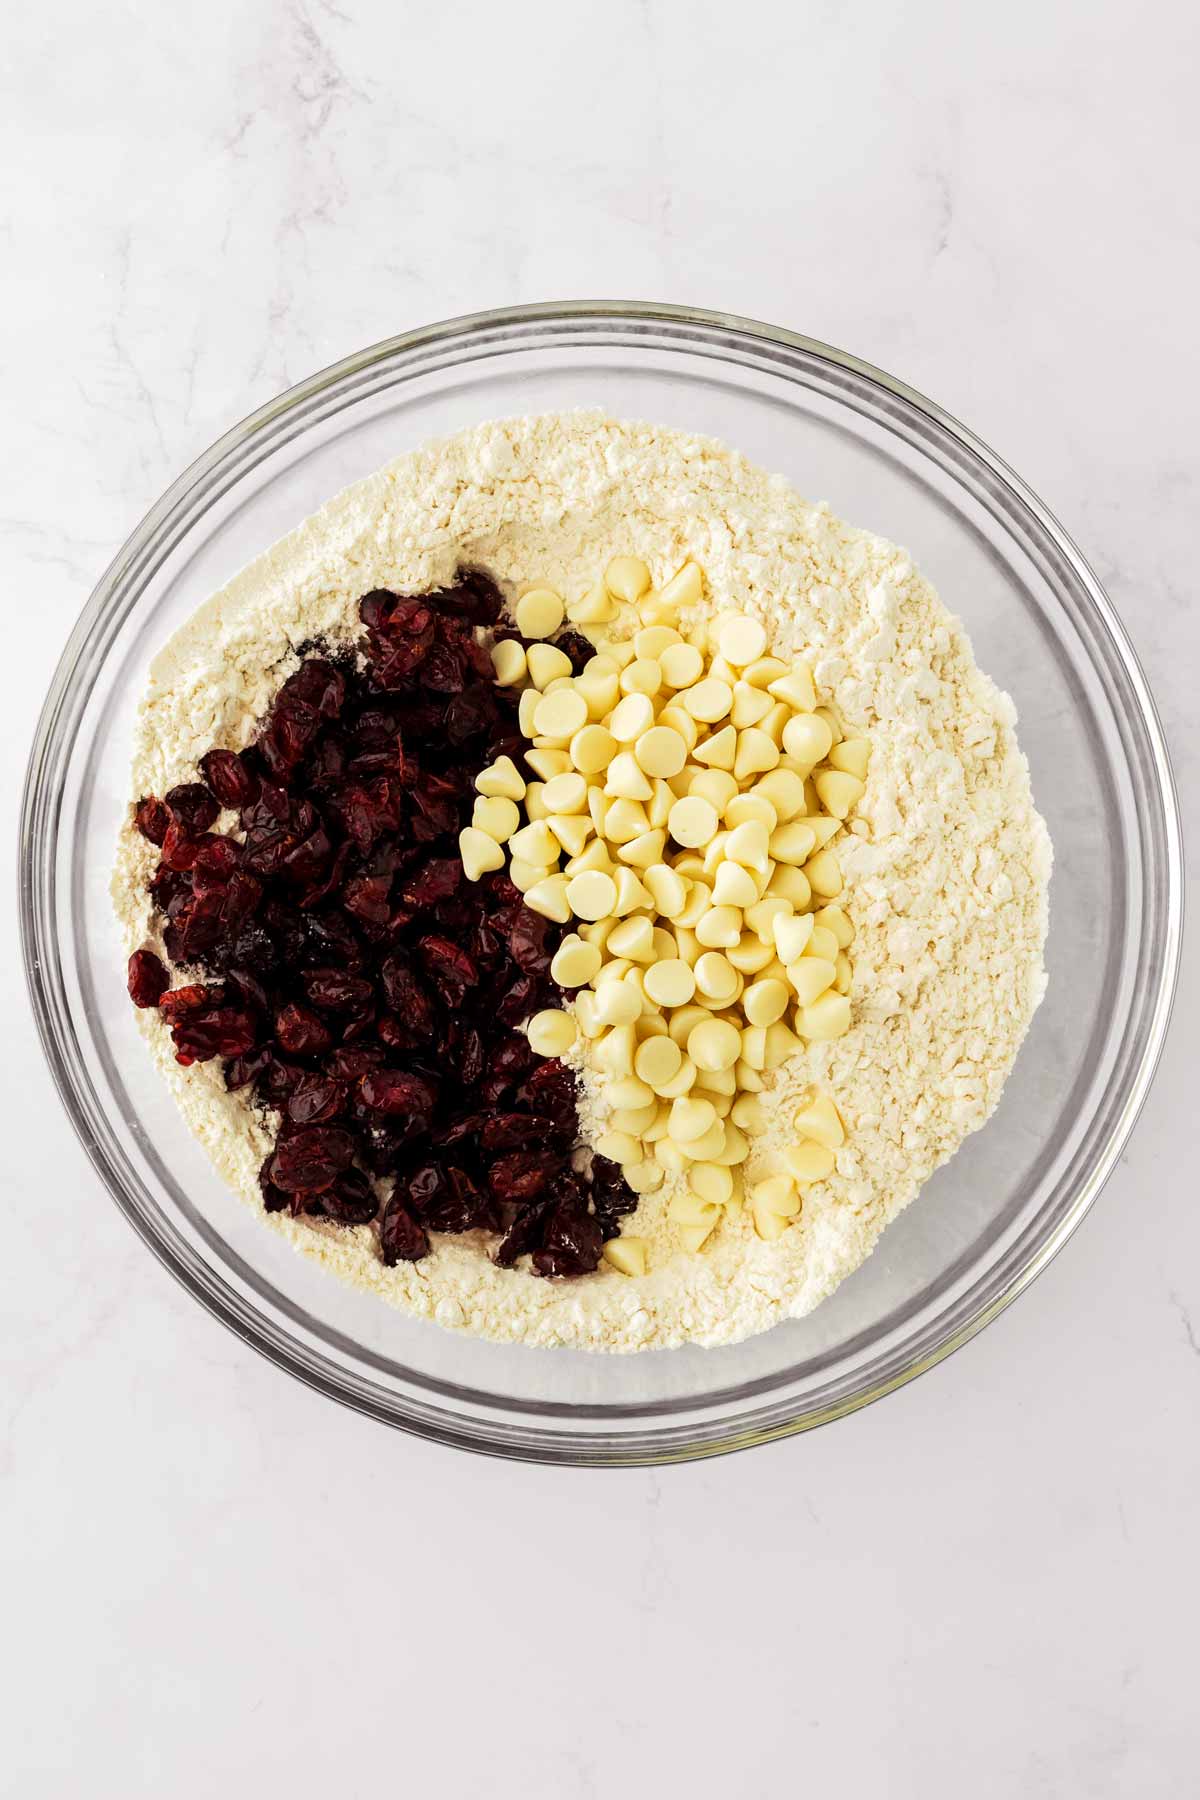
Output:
[126,572,636,1276]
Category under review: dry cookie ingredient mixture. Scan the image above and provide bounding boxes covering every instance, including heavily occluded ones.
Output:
[113,412,1051,1351]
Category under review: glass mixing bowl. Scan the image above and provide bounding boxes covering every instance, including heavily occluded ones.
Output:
[20,303,1183,1464]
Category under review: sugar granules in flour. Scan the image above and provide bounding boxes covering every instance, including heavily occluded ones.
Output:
[112,411,1051,1351]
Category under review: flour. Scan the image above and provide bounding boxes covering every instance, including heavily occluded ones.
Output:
[112,411,1051,1352]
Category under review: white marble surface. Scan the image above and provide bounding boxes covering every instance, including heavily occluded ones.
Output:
[3,1,1198,1792]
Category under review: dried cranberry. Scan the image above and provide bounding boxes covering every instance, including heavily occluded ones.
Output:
[532,1197,603,1277]
[170,1006,257,1065]
[198,748,259,810]
[379,1193,429,1264]
[224,1047,273,1091]
[417,936,479,1005]
[494,1199,556,1266]
[274,1004,332,1057]
[127,949,169,1009]
[480,1113,563,1150]
[554,630,595,675]
[302,969,374,1013]
[134,795,170,845]
[286,1073,347,1125]
[360,1070,437,1118]
[165,782,220,835]
[488,1150,562,1203]
[400,856,461,910]
[320,1168,378,1224]
[268,1126,355,1194]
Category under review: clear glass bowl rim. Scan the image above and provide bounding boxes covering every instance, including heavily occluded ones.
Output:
[19,300,1185,1465]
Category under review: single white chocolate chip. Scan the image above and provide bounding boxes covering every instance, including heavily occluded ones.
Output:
[659,641,704,689]
[524,875,572,923]
[658,561,704,609]
[526,643,573,688]
[694,905,742,949]
[472,795,520,842]
[604,555,651,604]
[508,819,559,866]
[475,755,526,800]
[795,991,852,1040]
[790,1092,846,1154]
[742,976,789,1026]
[458,826,506,881]
[782,711,833,765]
[751,1174,800,1217]
[642,958,696,1008]
[711,860,759,908]
[533,688,589,741]
[609,691,656,743]
[691,725,738,770]
[767,664,817,712]
[670,1095,717,1142]
[602,1236,648,1276]
[570,724,617,774]
[804,849,843,899]
[566,869,617,920]
[540,771,588,815]
[733,726,779,781]
[491,639,528,687]
[527,1008,577,1057]
[668,794,719,848]
[715,612,768,665]
[550,935,601,987]
[681,677,734,724]
[515,587,565,639]
[814,769,865,819]
[688,1017,741,1072]
[605,750,654,801]
[730,681,775,729]
[634,1034,684,1091]
[635,725,688,778]
[783,1139,837,1182]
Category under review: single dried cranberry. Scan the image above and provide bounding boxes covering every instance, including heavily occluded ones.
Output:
[360,1070,437,1118]
[554,629,595,674]
[400,856,462,910]
[508,908,554,976]
[259,1156,292,1214]
[256,1058,306,1105]
[417,936,479,1005]
[158,983,218,1021]
[342,873,392,925]
[127,949,169,1008]
[328,1044,385,1080]
[274,1004,332,1057]
[280,658,345,721]
[488,1150,562,1203]
[224,1047,273,1091]
[516,1059,580,1134]
[379,1193,429,1264]
[268,1126,355,1193]
[494,1199,556,1266]
[302,969,374,1013]
[480,1113,563,1150]
[170,1006,258,1065]
[320,1168,378,1224]
[532,1196,604,1277]
[286,1073,347,1125]
[134,795,170,845]
[165,782,220,836]
[198,748,259,810]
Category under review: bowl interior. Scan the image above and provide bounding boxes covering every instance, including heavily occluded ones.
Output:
[26,309,1180,1461]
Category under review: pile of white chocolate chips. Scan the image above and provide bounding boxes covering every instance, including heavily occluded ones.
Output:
[458,555,869,1275]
